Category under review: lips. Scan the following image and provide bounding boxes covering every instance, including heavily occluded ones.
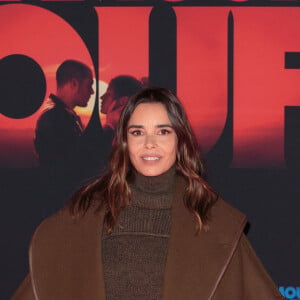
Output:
[141,155,161,161]
[142,157,159,161]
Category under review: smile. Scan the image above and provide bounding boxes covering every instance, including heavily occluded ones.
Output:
[142,157,159,161]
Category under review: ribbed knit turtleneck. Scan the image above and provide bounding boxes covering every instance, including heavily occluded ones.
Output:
[102,166,176,300]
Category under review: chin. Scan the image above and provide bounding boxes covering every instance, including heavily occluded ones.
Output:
[138,168,167,177]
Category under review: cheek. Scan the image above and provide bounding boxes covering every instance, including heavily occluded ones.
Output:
[105,98,112,107]
[127,140,138,158]
[127,144,141,170]
[165,138,177,155]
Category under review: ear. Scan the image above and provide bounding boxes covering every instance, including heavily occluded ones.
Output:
[70,78,79,88]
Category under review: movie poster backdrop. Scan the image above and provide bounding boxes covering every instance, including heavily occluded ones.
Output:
[0,1,299,299]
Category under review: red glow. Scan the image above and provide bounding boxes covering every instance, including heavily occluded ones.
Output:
[2,5,300,168]
[175,7,228,154]
[95,7,151,86]
[233,7,300,168]
[0,4,94,167]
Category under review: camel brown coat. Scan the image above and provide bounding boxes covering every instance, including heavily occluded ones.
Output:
[12,175,284,300]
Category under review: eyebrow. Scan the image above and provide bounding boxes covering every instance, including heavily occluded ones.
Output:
[127,124,173,129]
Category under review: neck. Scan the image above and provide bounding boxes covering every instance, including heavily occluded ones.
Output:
[56,89,75,110]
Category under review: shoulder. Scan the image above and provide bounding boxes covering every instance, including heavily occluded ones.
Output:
[30,204,104,248]
[211,197,247,229]
[28,205,105,275]
[204,196,247,246]
[35,108,63,130]
[30,208,76,244]
[27,203,105,299]
[174,174,247,244]
[37,105,68,122]
[176,174,247,235]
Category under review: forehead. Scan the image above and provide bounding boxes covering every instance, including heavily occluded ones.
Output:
[128,102,171,124]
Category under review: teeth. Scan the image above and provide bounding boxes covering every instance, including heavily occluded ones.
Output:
[143,157,159,161]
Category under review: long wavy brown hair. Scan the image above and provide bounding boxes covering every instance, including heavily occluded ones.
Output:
[70,87,218,233]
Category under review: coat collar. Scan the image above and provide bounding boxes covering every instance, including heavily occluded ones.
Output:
[30,175,246,300]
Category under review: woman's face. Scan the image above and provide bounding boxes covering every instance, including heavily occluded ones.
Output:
[127,102,177,176]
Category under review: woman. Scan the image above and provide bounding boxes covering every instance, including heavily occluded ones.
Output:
[12,88,283,300]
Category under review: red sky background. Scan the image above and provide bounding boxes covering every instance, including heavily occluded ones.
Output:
[1,4,300,168]
[232,7,300,167]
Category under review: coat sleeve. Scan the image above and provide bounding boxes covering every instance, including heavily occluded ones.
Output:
[213,234,285,300]
[11,274,35,300]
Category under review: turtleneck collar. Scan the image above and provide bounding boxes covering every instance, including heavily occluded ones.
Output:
[129,165,177,209]
[132,165,176,194]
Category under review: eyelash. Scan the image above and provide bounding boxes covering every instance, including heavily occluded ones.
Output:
[158,129,171,135]
[130,130,143,136]
[129,129,172,136]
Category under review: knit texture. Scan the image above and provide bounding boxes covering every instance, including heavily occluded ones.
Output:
[102,167,176,300]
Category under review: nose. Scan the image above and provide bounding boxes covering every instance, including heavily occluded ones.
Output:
[144,134,157,149]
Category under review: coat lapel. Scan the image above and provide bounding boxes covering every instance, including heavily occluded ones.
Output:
[30,207,106,300]
[162,175,247,300]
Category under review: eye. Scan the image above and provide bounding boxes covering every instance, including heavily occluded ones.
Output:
[158,128,172,135]
[129,129,144,136]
